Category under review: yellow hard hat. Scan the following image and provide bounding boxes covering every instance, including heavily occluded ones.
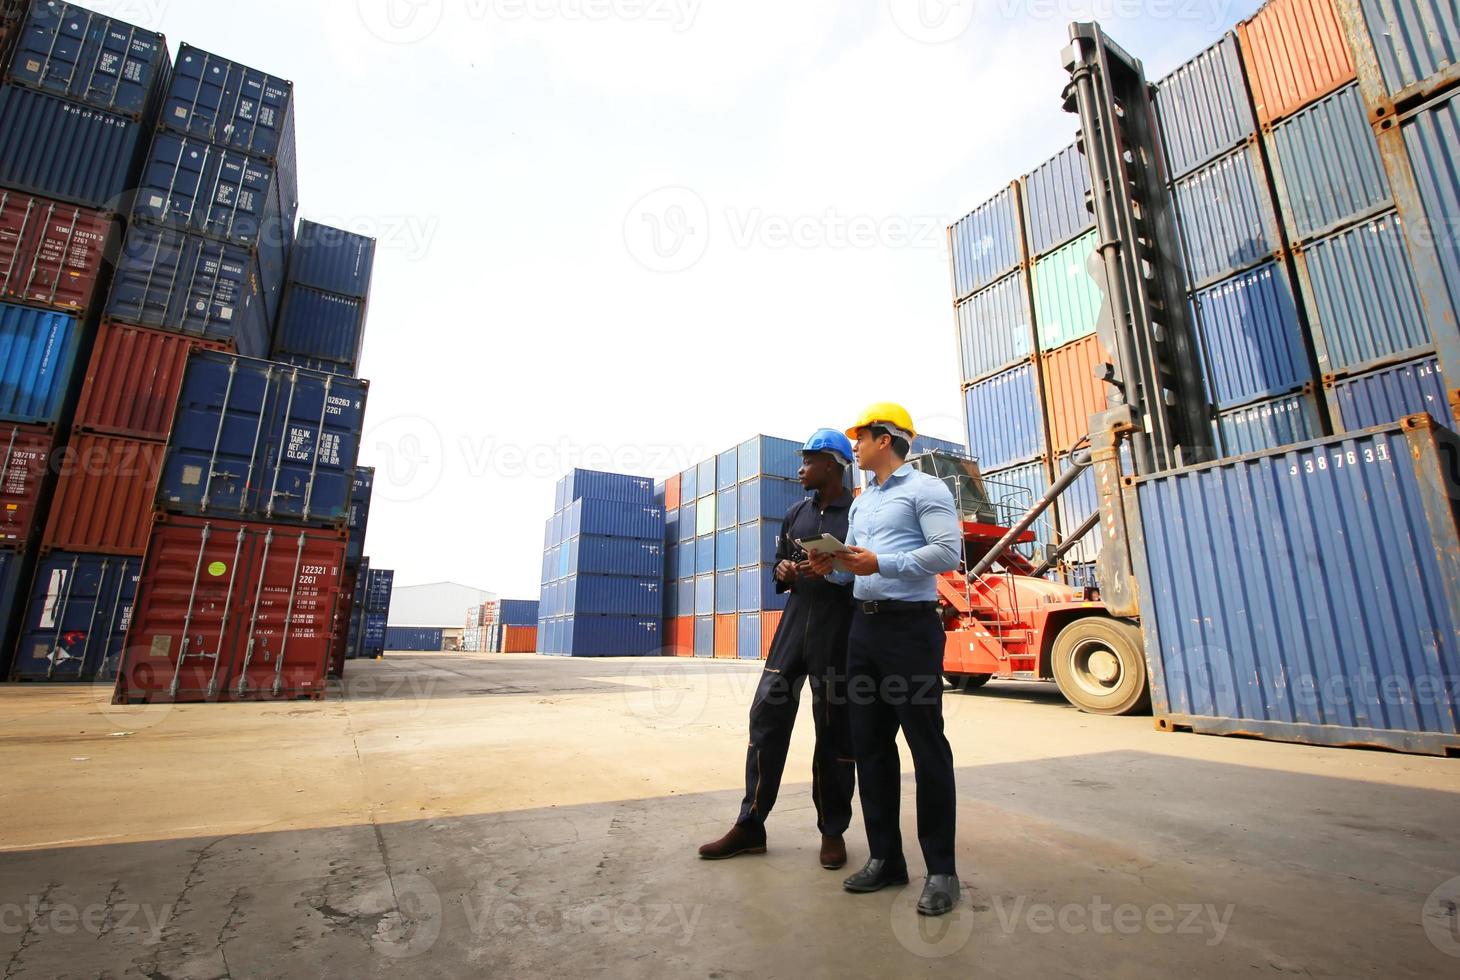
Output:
[845,402,918,441]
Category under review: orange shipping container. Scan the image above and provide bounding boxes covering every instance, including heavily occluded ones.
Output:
[1041,335,1111,457]
[43,434,165,555]
[74,321,230,442]
[665,474,681,512]
[1238,0,1355,125]
[760,611,782,660]
[715,613,737,658]
[671,616,695,656]
[502,626,538,653]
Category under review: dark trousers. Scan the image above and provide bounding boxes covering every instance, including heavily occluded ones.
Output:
[736,639,856,836]
[847,608,958,875]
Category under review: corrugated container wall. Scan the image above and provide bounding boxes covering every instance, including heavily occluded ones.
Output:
[0,302,80,425]
[43,434,164,554]
[1134,417,1460,754]
[949,184,1022,300]
[957,270,1031,384]
[1327,355,1456,429]
[1041,335,1109,456]
[1193,262,1311,408]
[272,286,367,375]
[1155,34,1257,180]
[1022,141,1092,257]
[0,82,148,209]
[1217,390,1325,454]
[1237,0,1356,125]
[1400,90,1460,336]
[0,191,114,314]
[73,320,227,441]
[1266,84,1390,240]
[6,2,170,118]
[1033,230,1102,350]
[1354,0,1460,99]
[1173,145,1282,287]
[964,362,1045,471]
[287,220,376,300]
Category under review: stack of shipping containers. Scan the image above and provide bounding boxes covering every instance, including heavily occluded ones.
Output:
[330,466,374,675]
[463,601,484,652]
[951,0,1460,585]
[539,469,663,656]
[1,2,170,680]
[471,599,539,653]
[356,566,391,659]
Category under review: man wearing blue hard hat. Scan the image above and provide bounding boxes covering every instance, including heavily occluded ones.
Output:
[699,428,858,871]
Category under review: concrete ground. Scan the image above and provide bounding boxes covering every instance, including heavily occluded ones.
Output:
[0,654,1457,979]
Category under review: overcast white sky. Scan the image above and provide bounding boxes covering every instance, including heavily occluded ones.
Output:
[128,0,1257,596]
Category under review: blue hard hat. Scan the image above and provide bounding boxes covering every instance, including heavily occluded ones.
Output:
[803,428,854,467]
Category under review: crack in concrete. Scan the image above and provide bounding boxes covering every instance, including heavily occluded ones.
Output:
[96,879,124,939]
[2,882,56,980]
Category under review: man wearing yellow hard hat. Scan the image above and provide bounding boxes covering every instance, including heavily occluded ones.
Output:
[806,402,963,917]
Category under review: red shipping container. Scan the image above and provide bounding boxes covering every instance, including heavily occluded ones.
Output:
[0,422,54,550]
[43,434,165,555]
[665,474,681,512]
[760,611,783,660]
[670,615,694,657]
[1040,335,1112,458]
[115,516,348,704]
[502,626,537,653]
[328,565,360,679]
[1238,0,1355,125]
[714,613,737,659]
[73,321,230,441]
[0,191,116,313]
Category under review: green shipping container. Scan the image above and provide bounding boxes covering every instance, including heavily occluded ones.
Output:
[1033,230,1102,351]
[695,493,716,537]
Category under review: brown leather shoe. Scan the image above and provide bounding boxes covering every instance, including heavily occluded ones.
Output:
[820,835,847,870]
[698,823,767,860]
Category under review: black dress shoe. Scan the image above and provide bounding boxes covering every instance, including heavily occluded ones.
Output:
[842,858,909,893]
[917,874,961,916]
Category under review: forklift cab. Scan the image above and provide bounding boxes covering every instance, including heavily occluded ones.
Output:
[908,451,1039,573]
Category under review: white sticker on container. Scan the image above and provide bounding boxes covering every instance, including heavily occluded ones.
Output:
[181,465,203,487]
[149,635,171,658]
[147,194,164,210]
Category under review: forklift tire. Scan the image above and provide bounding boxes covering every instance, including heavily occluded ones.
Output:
[944,673,992,692]
[1049,617,1150,716]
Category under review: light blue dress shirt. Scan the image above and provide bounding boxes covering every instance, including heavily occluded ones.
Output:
[829,463,962,601]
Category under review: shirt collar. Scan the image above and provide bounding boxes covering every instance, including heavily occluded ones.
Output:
[873,463,915,489]
[814,488,852,510]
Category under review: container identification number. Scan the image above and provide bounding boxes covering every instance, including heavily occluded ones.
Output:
[1289,443,1390,477]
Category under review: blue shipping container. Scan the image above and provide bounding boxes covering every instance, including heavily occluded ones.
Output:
[10,552,139,681]
[561,574,659,616]
[694,534,714,576]
[272,285,367,376]
[950,185,1021,300]
[1358,0,1460,98]
[679,464,698,502]
[8,1,170,118]
[0,302,80,425]
[565,497,663,541]
[716,485,737,531]
[365,568,394,613]
[1328,355,1455,430]
[737,434,802,482]
[1218,391,1324,455]
[288,219,376,300]
[361,612,386,657]
[981,458,1055,557]
[160,351,369,526]
[696,457,715,497]
[1193,262,1311,409]
[716,446,738,491]
[347,466,374,563]
[716,569,738,615]
[695,573,714,617]
[958,270,1032,385]
[556,615,660,657]
[1134,418,1460,754]
[715,528,736,572]
[106,223,271,356]
[675,577,694,616]
[694,615,713,657]
[737,565,788,613]
[738,477,805,525]
[499,599,539,626]
[1154,33,1255,181]
[161,43,295,162]
[1023,140,1092,258]
[676,541,695,578]
[737,612,761,660]
[738,520,780,567]
[0,82,146,210]
[678,499,696,541]
[1173,145,1281,287]
[559,468,655,506]
[1299,211,1431,375]
[385,626,442,652]
[964,362,1045,471]
[1267,84,1390,242]
[566,535,663,578]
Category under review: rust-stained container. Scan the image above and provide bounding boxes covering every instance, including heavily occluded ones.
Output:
[0,190,115,314]
[43,433,165,555]
[714,612,737,658]
[1238,0,1356,125]
[114,515,348,704]
[502,626,537,654]
[73,321,229,441]
[1,421,54,551]
[665,473,681,512]
[1040,335,1111,457]
[760,610,782,659]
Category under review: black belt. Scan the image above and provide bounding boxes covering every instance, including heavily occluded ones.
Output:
[858,600,938,615]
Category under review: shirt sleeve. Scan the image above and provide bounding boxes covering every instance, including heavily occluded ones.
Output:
[826,505,856,586]
[876,480,962,580]
[774,504,796,595]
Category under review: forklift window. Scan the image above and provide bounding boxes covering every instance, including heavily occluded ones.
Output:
[909,452,999,524]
